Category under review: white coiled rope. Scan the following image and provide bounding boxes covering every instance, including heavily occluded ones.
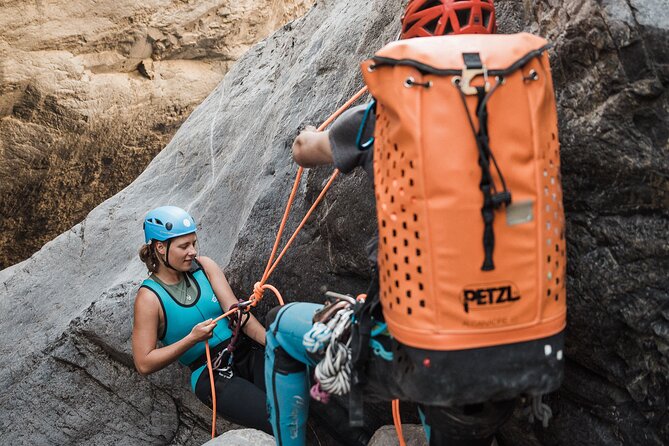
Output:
[304,306,354,396]
[303,307,353,353]
[314,340,351,395]
[303,322,331,354]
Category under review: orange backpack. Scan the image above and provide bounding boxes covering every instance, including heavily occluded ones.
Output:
[361,33,566,352]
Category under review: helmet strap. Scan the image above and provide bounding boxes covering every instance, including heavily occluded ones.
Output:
[156,239,180,272]
[164,239,179,271]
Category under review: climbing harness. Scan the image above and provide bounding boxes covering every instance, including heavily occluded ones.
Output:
[210,300,251,379]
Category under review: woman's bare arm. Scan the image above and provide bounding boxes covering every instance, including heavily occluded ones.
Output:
[132,287,216,375]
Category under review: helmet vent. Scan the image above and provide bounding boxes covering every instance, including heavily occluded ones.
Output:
[424,16,440,34]
[154,219,163,226]
[403,19,419,34]
[444,19,454,35]
[455,9,471,27]
[422,0,443,11]
[482,9,491,27]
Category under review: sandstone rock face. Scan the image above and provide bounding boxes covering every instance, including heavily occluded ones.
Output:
[0,0,312,269]
[0,0,667,445]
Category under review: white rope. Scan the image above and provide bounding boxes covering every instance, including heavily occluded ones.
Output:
[310,307,354,396]
[314,341,351,395]
[525,395,553,428]
[303,322,331,354]
[303,306,353,353]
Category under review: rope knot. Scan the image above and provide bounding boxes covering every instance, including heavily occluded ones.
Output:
[253,282,265,300]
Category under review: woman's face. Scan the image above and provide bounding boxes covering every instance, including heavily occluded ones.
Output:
[156,233,198,271]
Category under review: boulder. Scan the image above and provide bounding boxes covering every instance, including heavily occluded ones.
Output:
[202,429,274,446]
[367,425,428,446]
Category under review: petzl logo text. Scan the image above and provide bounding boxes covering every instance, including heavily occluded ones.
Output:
[462,283,520,313]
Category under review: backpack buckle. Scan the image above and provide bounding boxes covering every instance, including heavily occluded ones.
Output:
[455,52,490,95]
[491,191,512,208]
[454,66,490,95]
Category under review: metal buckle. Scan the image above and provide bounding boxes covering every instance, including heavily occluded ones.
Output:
[216,366,233,379]
[454,66,490,95]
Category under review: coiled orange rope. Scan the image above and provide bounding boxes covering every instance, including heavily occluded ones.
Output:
[204,86,370,438]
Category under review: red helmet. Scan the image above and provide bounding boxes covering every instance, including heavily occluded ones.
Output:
[401,0,497,39]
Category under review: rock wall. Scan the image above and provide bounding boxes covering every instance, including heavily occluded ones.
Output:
[0,0,667,445]
[0,0,312,269]
[515,1,669,444]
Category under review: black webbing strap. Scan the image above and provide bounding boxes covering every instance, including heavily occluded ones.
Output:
[463,52,483,69]
[348,267,381,427]
[475,88,497,271]
[226,302,250,355]
[457,53,512,271]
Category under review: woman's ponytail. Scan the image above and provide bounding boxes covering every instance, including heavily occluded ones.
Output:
[139,243,160,274]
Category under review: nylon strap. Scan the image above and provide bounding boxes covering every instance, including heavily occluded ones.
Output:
[349,267,381,426]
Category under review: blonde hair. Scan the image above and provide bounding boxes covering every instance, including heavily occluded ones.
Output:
[139,243,160,273]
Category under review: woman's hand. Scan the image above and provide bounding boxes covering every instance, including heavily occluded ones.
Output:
[189,319,217,343]
[292,126,333,167]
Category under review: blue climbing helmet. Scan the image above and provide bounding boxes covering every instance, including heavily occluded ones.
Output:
[143,206,197,244]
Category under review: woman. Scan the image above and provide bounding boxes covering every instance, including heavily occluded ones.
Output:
[132,205,271,433]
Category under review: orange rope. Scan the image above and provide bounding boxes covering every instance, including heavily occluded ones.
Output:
[261,85,369,284]
[204,86,368,438]
[260,167,305,283]
[205,341,216,438]
[263,169,339,279]
[392,399,407,446]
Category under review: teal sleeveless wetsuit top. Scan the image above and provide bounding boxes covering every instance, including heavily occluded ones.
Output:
[140,261,233,388]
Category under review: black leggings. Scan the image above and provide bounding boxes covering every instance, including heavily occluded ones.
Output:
[194,341,272,434]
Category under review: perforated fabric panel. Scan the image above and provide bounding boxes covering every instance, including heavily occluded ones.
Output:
[535,53,567,312]
[375,105,432,327]
[543,142,567,304]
